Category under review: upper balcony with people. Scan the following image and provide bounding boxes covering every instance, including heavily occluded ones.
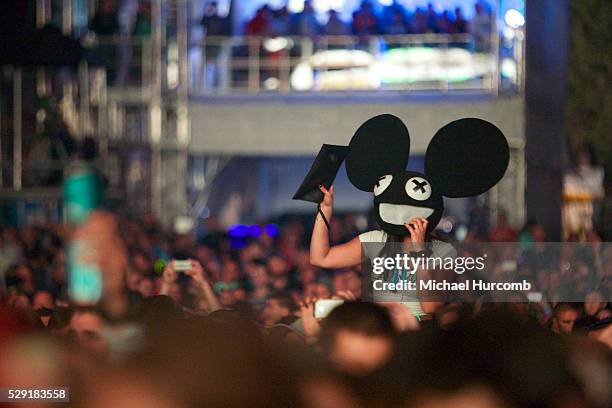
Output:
[79,0,525,97]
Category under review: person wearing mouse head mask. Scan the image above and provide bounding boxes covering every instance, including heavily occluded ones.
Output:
[295,114,509,315]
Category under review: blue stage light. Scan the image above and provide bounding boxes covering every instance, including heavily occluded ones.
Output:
[228,224,250,237]
[265,223,280,237]
[249,224,263,237]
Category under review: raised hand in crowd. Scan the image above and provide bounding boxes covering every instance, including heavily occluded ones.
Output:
[72,210,128,317]
[300,297,321,340]
[184,259,221,312]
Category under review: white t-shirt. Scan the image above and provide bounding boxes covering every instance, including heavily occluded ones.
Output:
[358,230,456,258]
[358,230,457,316]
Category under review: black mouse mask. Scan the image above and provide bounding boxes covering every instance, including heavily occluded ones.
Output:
[345,114,510,236]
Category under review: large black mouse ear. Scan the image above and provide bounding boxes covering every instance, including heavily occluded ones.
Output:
[345,114,410,192]
[425,118,509,198]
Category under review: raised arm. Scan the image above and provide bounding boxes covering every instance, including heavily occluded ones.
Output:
[405,218,445,314]
[309,185,362,269]
[185,260,222,312]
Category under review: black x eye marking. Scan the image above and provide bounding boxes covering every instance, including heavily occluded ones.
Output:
[412,179,429,193]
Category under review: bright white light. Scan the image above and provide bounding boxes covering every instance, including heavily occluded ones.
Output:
[378,0,393,5]
[440,218,453,233]
[263,77,280,90]
[288,0,304,13]
[504,9,525,29]
[167,61,179,89]
[174,216,195,234]
[313,0,345,13]
[501,58,517,82]
[503,27,515,40]
[263,37,290,53]
[290,62,314,91]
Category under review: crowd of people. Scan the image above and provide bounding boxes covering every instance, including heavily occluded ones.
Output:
[1,206,611,406]
[86,0,495,86]
[238,1,491,38]
[87,0,152,84]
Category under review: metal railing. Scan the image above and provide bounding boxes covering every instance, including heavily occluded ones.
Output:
[0,63,109,192]
[90,32,524,97]
[192,33,523,95]
[91,36,155,94]
[194,34,488,94]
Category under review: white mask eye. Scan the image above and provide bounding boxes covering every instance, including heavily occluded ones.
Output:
[405,177,432,201]
[373,175,393,196]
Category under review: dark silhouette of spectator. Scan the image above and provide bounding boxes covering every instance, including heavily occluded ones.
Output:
[471,2,492,51]
[454,7,468,34]
[89,0,120,81]
[132,1,152,37]
[68,306,109,355]
[269,6,290,37]
[385,9,410,35]
[245,5,272,36]
[412,7,428,34]
[425,3,439,33]
[436,10,454,34]
[551,303,579,335]
[200,1,233,91]
[383,0,407,26]
[290,0,320,37]
[262,293,298,326]
[319,302,396,376]
[201,1,232,40]
[323,10,350,36]
[489,211,518,242]
[89,0,120,36]
[352,1,379,36]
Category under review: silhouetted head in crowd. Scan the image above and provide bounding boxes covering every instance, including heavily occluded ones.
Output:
[135,315,295,407]
[552,303,579,335]
[319,302,396,376]
[584,290,607,316]
[140,295,184,323]
[33,308,51,327]
[303,0,314,13]
[68,306,108,354]
[32,290,54,310]
[47,307,73,336]
[263,293,297,325]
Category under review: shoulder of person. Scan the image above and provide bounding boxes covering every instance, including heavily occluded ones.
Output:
[358,230,387,243]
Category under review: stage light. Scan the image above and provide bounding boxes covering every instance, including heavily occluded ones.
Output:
[504,9,525,29]
[288,0,304,13]
[312,0,345,14]
[174,216,195,234]
[265,224,280,237]
[229,224,249,237]
[455,225,468,242]
[439,218,453,233]
[249,224,263,237]
[501,58,517,82]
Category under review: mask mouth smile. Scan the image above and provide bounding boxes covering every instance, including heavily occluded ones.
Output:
[379,203,434,225]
